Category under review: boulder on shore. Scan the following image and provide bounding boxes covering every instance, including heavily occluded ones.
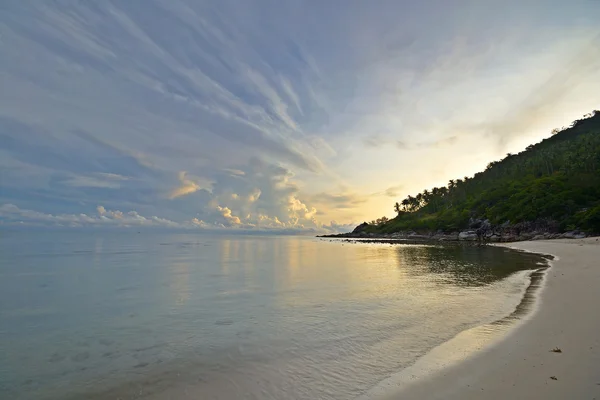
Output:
[458,231,478,241]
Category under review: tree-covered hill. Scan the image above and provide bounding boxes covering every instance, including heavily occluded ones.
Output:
[365,111,600,236]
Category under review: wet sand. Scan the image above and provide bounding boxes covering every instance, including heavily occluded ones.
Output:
[383,237,600,400]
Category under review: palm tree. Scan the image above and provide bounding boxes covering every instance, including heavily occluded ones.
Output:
[431,187,440,211]
[415,193,424,209]
[394,202,401,215]
[407,195,419,211]
[422,189,431,207]
[454,179,465,200]
[448,179,456,192]
[401,198,410,212]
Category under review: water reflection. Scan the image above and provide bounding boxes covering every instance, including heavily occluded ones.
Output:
[0,233,550,400]
[217,237,263,297]
[394,244,545,286]
[93,237,103,267]
[219,238,231,275]
[169,258,190,306]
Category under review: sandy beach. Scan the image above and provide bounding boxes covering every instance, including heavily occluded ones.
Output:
[380,238,600,400]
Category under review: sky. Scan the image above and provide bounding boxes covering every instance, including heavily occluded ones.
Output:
[1,0,599,233]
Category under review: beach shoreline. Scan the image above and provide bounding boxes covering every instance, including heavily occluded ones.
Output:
[373,237,600,400]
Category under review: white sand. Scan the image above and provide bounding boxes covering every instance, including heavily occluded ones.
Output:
[381,238,600,400]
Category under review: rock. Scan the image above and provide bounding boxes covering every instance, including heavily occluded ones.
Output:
[433,232,459,241]
[458,231,478,241]
[561,231,586,239]
[468,218,483,229]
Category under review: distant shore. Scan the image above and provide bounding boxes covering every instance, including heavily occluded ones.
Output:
[374,237,600,400]
[318,230,591,243]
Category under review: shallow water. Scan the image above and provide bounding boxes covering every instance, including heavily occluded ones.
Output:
[0,231,545,400]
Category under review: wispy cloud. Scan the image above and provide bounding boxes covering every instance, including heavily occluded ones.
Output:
[308,192,368,209]
[1,1,599,229]
[383,185,404,198]
[62,173,130,189]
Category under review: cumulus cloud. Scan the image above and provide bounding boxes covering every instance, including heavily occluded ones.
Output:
[0,203,178,228]
[0,203,355,233]
[186,158,323,230]
[169,171,213,199]
[216,206,242,226]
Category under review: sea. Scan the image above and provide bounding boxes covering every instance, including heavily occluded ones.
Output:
[0,231,547,400]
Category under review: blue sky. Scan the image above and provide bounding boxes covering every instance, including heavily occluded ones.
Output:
[1,0,599,231]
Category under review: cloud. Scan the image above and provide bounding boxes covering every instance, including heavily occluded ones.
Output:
[396,140,410,150]
[62,173,130,189]
[0,203,179,228]
[223,169,246,177]
[320,220,357,234]
[279,76,304,116]
[308,192,368,209]
[474,33,600,149]
[0,203,355,233]
[189,218,210,228]
[198,158,321,229]
[1,1,599,230]
[363,135,387,148]
[216,205,242,226]
[169,171,214,199]
[307,136,337,158]
[365,136,459,151]
[383,185,404,197]
[244,68,299,132]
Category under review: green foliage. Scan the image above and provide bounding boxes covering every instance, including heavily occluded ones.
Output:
[570,204,600,233]
[376,111,600,234]
[370,216,390,226]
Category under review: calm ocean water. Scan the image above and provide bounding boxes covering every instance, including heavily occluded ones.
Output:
[0,231,545,400]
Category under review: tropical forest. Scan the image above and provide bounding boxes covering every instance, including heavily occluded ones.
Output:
[361,111,600,235]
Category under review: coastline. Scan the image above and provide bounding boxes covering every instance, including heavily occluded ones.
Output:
[319,229,589,244]
[372,237,600,400]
